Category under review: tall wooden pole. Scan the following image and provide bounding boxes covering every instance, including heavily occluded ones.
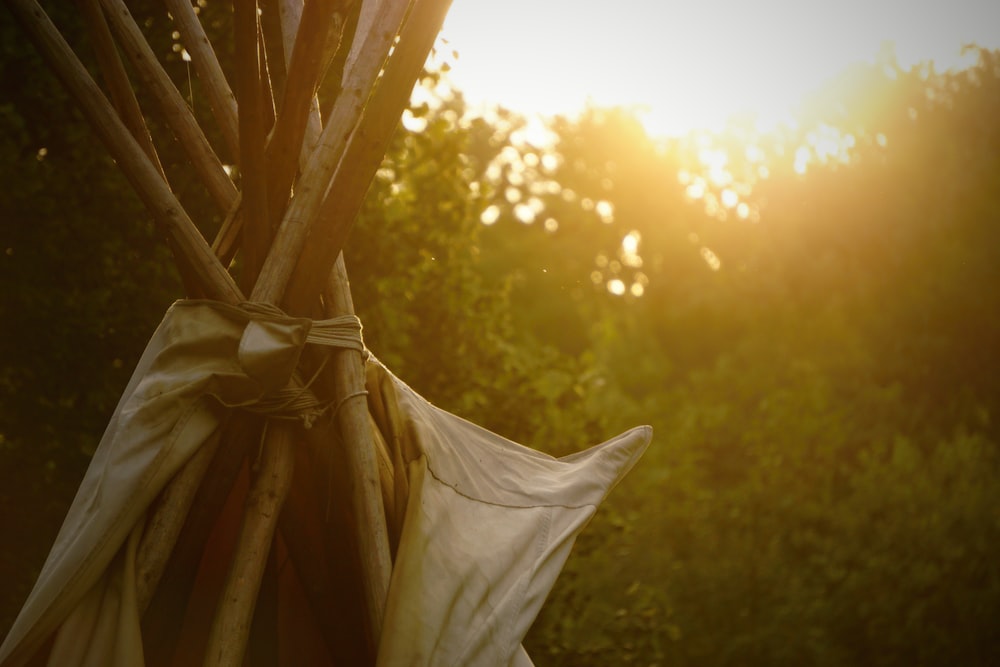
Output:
[10,0,457,662]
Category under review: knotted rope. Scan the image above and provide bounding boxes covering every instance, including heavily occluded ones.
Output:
[230,301,367,427]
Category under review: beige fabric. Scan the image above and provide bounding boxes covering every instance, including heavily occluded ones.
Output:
[0,301,651,667]
[0,301,312,667]
[373,363,650,666]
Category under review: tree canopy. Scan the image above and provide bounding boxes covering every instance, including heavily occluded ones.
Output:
[1,3,999,663]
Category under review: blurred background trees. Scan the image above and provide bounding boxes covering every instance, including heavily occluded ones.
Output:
[1,2,999,663]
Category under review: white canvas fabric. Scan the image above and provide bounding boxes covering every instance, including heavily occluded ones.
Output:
[375,368,650,665]
[0,301,650,667]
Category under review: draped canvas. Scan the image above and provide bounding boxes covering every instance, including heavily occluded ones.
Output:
[0,301,650,667]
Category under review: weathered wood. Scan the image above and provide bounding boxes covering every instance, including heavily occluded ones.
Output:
[277,0,326,163]
[211,197,243,266]
[268,0,459,648]
[76,0,208,296]
[209,0,349,269]
[264,0,339,230]
[253,0,412,305]
[322,254,393,646]
[140,417,261,664]
[135,427,224,612]
[258,22,277,130]
[205,0,414,657]
[201,2,281,661]
[16,0,456,663]
[286,0,456,309]
[78,0,164,176]
[203,423,296,667]
[7,0,242,303]
[258,0,288,101]
[236,0,270,289]
[164,0,240,160]
[98,0,238,212]
[205,1,407,661]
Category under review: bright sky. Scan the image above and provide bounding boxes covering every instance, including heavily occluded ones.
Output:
[438,0,1000,136]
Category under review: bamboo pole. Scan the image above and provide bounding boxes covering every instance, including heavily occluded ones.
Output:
[98,0,238,212]
[163,0,240,161]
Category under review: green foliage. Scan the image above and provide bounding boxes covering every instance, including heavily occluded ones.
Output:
[0,0,187,632]
[519,50,1000,666]
[1,3,998,663]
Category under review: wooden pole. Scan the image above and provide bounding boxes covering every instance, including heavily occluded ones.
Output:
[208,0,349,269]
[203,1,402,661]
[98,0,238,212]
[14,0,455,662]
[203,422,295,667]
[322,254,392,650]
[252,0,412,300]
[235,0,270,289]
[163,0,241,160]
[7,0,242,303]
[78,0,165,177]
[263,0,339,230]
[135,427,224,610]
[139,417,261,658]
[286,0,456,304]
[75,0,207,296]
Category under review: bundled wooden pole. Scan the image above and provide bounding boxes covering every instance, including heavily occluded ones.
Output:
[97,0,239,212]
[163,0,240,160]
[6,0,242,302]
[10,0,458,662]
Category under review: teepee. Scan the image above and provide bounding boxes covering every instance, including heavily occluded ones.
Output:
[0,0,651,664]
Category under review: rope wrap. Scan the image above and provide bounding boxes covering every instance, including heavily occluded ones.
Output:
[232,301,367,427]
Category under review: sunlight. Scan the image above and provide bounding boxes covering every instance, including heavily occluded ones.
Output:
[700,247,722,272]
[595,200,614,224]
[438,0,1000,139]
[480,204,500,225]
[607,279,627,296]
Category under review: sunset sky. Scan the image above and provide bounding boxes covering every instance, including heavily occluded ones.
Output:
[437,0,1000,136]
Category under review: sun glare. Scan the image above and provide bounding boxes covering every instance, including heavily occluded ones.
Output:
[426,0,999,295]
[438,0,1000,139]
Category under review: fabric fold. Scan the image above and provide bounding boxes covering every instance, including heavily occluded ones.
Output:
[0,302,651,667]
[374,361,651,666]
[0,301,314,667]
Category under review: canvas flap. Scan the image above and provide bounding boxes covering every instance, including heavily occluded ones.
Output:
[374,362,651,666]
[1,303,651,667]
[0,301,311,667]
